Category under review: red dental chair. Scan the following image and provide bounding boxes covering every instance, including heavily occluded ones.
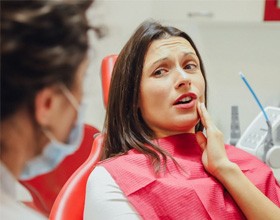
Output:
[101,54,118,107]
[49,134,104,220]
[49,54,118,220]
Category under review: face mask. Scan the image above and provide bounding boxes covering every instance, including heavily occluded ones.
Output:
[20,84,86,180]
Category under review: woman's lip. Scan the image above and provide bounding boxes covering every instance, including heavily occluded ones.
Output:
[173,92,197,105]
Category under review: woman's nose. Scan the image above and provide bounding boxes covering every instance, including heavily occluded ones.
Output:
[175,68,191,89]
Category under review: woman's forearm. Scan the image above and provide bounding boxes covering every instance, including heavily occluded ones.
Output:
[216,163,280,220]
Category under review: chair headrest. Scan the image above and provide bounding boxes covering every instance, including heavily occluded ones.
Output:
[101,54,118,108]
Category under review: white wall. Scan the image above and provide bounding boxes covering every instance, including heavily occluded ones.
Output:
[84,0,280,143]
[194,22,280,141]
[84,0,154,132]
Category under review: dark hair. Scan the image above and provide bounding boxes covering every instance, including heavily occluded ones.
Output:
[1,0,94,120]
[103,20,208,172]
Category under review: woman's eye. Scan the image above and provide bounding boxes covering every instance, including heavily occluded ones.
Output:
[184,63,198,70]
[153,69,166,77]
[184,63,197,70]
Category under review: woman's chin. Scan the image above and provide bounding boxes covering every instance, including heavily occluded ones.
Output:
[173,123,197,134]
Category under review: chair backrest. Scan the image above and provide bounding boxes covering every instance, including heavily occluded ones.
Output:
[19,124,99,216]
[101,54,118,108]
[49,134,104,220]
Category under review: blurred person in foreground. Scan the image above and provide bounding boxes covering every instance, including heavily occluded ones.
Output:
[1,0,98,219]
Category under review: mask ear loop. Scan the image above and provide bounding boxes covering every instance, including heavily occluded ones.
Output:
[59,83,80,111]
[42,127,58,142]
[41,84,80,142]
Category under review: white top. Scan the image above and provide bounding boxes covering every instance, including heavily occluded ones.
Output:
[84,166,141,220]
[0,162,47,220]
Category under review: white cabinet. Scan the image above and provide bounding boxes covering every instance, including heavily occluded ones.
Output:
[151,0,265,23]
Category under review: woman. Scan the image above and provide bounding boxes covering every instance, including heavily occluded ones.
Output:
[84,21,280,219]
[1,0,96,219]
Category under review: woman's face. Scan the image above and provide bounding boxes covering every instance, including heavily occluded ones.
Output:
[139,36,205,138]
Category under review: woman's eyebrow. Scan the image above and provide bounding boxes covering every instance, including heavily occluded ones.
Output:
[146,52,198,69]
[148,57,168,68]
[182,52,200,63]
[182,52,198,58]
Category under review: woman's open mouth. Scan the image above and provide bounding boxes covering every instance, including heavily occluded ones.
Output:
[174,93,197,109]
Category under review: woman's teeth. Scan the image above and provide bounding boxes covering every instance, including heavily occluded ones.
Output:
[178,96,192,104]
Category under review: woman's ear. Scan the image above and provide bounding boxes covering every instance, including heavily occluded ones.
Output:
[34,87,58,127]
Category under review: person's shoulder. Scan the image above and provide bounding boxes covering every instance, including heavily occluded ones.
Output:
[93,151,156,193]
[86,166,118,196]
[225,144,269,170]
[98,149,147,168]
[87,166,113,184]
[225,144,262,161]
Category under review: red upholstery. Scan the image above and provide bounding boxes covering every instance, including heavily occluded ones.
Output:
[101,54,118,108]
[49,134,104,220]
[19,124,99,216]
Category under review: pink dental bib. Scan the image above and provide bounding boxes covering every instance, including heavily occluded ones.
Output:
[101,133,280,220]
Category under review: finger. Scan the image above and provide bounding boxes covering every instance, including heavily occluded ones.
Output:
[195,131,207,151]
[199,103,216,130]
[197,102,205,127]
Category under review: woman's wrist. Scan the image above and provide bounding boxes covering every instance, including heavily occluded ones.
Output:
[212,160,241,184]
[211,160,280,220]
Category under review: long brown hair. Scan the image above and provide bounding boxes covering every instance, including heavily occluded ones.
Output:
[103,20,207,172]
